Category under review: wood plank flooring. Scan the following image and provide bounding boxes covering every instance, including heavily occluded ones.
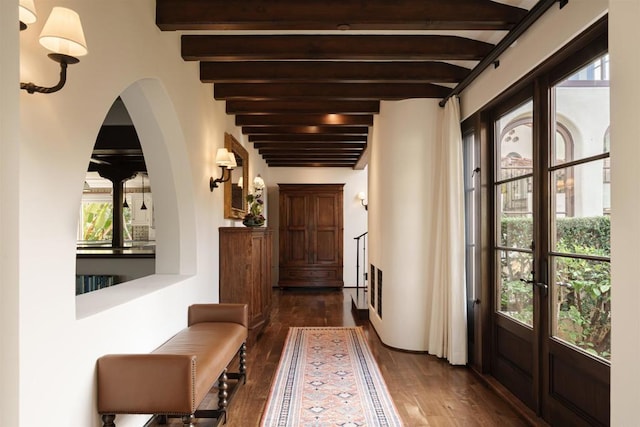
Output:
[150,288,539,427]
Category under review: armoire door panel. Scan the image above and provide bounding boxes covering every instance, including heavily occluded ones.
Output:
[316,195,338,226]
[286,230,308,262]
[288,195,308,226]
[316,230,338,262]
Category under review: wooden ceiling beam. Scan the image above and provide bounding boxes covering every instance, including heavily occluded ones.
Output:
[202,61,469,84]
[227,100,380,115]
[254,142,366,150]
[157,0,527,31]
[242,125,369,135]
[249,134,367,143]
[216,83,451,100]
[236,114,373,127]
[182,35,493,61]
[262,153,361,159]
[266,161,355,167]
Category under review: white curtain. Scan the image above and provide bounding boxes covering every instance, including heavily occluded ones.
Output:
[428,96,468,365]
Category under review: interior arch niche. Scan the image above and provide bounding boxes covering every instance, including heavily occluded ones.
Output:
[75,97,156,293]
[75,79,197,299]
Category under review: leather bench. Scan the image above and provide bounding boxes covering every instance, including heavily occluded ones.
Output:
[97,303,248,427]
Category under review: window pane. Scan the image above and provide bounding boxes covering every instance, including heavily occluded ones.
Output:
[496,101,533,181]
[552,255,611,360]
[553,54,610,166]
[497,178,533,249]
[551,162,610,257]
[497,250,533,326]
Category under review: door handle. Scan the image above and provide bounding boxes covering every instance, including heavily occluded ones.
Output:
[520,278,549,296]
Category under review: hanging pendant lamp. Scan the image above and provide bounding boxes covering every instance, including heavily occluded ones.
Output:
[123,180,129,208]
[140,174,147,210]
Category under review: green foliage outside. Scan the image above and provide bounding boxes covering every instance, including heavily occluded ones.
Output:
[83,203,113,241]
[82,202,132,242]
[500,216,610,360]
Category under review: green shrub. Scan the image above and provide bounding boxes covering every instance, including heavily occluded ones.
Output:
[499,215,610,360]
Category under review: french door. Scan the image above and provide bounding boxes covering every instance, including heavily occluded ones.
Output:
[490,39,610,425]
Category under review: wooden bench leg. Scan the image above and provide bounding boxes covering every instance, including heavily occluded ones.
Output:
[218,368,229,411]
[181,414,195,427]
[101,414,116,427]
[239,342,247,384]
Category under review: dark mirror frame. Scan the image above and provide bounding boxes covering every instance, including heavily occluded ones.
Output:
[224,133,249,219]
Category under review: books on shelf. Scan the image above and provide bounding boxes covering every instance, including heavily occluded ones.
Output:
[75,275,121,295]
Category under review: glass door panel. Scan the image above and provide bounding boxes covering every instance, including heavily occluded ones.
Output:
[495,100,534,326]
[551,256,611,360]
[551,163,610,256]
[542,51,610,425]
[498,250,534,326]
[492,97,536,410]
[497,101,533,181]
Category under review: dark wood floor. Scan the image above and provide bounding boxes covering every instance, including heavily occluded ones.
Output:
[151,288,538,427]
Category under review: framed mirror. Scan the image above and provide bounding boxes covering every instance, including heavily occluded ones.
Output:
[224,133,249,219]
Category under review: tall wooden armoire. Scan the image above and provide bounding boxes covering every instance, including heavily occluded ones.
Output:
[219,227,272,333]
[278,184,344,288]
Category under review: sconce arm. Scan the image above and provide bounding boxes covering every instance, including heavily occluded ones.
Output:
[210,167,232,191]
[20,53,78,94]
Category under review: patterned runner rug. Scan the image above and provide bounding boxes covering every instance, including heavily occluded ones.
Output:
[261,327,404,427]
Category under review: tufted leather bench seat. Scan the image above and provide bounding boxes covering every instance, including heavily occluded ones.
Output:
[97,303,248,427]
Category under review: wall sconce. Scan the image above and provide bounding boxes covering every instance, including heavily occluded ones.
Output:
[357,192,368,211]
[19,0,37,30]
[210,148,237,191]
[20,5,88,94]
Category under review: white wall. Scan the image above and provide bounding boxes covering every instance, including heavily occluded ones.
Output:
[609,1,640,423]
[368,99,441,351]
[13,0,241,425]
[1,1,21,426]
[266,167,368,287]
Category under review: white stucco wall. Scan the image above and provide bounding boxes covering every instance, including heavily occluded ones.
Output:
[14,1,243,426]
[1,2,21,426]
[368,99,441,351]
[609,1,640,423]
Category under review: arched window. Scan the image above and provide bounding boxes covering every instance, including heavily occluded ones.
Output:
[76,97,155,294]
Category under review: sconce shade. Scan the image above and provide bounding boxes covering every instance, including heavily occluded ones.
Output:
[19,0,37,24]
[226,151,237,169]
[215,148,231,166]
[357,192,366,201]
[39,7,88,57]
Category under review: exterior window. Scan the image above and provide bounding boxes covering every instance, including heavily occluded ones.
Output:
[551,53,611,360]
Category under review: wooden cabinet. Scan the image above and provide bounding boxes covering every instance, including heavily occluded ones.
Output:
[219,227,272,333]
[278,184,344,288]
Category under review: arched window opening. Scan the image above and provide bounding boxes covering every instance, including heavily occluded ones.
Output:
[552,122,575,217]
[76,97,155,294]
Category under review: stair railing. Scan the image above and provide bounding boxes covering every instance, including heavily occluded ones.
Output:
[354,231,368,298]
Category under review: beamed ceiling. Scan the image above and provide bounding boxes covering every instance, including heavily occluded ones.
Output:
[155,0,560,168]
